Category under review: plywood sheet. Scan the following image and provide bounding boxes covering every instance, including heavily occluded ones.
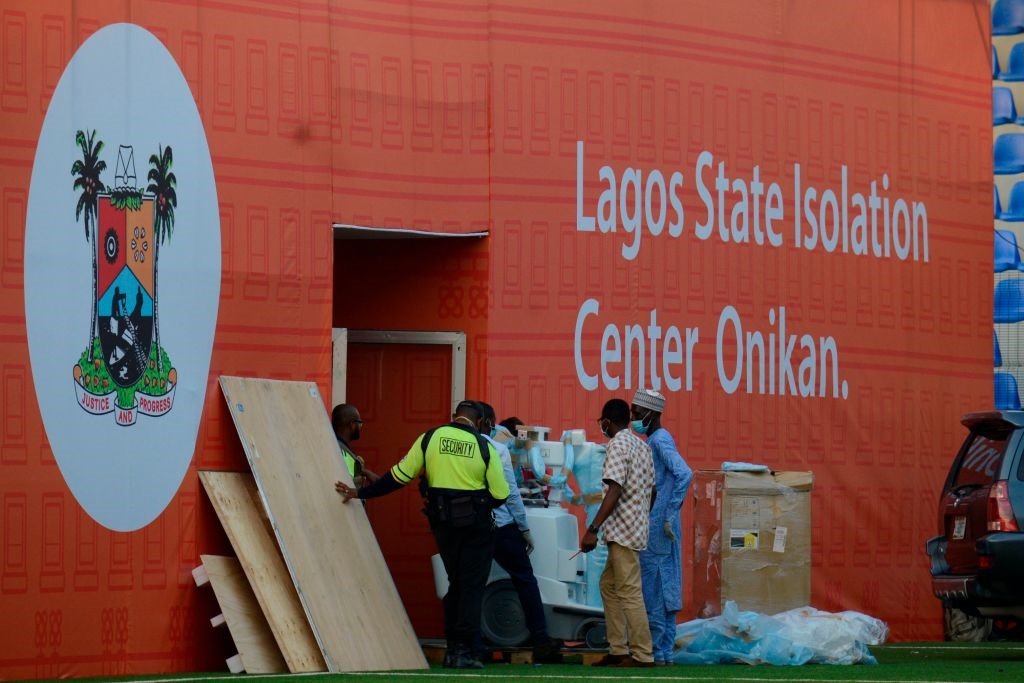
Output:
[198,471,325,672]
[219,376,428,672]
[200,555,287,674]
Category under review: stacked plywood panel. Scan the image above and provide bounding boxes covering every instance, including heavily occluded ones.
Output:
[192,554,289,673]
[196,376,427,673]
[198,472,325,672]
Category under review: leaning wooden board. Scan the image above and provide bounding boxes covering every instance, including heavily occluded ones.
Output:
[198,471,326,672]
[218,376,428,672]
[200,554,288,674]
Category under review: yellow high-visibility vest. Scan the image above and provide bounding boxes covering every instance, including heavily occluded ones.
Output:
[391,423,509,499]
[339,441,363,484]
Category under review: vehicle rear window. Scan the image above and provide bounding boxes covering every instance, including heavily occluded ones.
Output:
[953,431,1013,487]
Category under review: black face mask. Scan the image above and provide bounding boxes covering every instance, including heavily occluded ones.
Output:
[351,425,361,441]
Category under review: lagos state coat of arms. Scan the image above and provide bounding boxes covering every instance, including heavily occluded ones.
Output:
[70,130,178,426]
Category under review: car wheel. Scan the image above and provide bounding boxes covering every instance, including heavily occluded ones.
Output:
[944,606,993,642]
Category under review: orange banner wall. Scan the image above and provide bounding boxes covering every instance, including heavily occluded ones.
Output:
[481,0,992,643]
[0,0,993,678]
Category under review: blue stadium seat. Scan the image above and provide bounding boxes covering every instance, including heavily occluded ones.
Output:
[996,331,1004,368]
[999,43,1024,82]
[995,279,1024,323]
[995,372,1022,410]
[995,45,1002,79]
[1001,181,1024,221]
[996,230,1022,272]
[995,87,1018,125]
[994,0,1024,36]
[997,184,1004,219]
[995,133,1024,174]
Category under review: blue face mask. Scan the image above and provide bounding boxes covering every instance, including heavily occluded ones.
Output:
[630,419,648,435]
[489,427,497,438]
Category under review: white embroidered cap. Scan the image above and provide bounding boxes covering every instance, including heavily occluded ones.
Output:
[632,388,666,413]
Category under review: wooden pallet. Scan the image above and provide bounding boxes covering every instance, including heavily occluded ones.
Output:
[198,471,326,672]
[193,555,288,674]
[420,640,607,666]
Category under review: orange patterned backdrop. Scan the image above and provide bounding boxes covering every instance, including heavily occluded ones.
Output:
[1,0,993,678]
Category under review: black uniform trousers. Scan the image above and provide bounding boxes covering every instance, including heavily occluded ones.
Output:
[431,517,495,650]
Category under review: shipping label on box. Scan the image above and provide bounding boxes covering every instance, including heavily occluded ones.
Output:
[729,528,759,549]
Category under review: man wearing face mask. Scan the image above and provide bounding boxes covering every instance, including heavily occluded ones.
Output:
[580,398,656,668]
[631,389,692,666]
[477,402,562,664]
[331,403,379,487]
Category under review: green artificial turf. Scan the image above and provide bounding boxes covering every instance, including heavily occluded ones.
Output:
[21,643,1024,683]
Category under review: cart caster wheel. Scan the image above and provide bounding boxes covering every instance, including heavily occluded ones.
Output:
[576,618,608,649]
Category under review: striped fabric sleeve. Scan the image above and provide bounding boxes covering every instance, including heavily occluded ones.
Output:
[390,435,427,485]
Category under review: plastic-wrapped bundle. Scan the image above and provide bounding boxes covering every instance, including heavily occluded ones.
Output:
[567,440,607,608]
[673,600,888,665]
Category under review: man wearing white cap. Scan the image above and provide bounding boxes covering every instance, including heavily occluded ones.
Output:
[631,388,693,666]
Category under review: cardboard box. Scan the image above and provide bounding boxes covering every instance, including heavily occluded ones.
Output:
[691,470,813,618]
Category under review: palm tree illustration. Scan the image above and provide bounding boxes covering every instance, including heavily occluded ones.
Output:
[147,144,176,375]
[71,129,107,362]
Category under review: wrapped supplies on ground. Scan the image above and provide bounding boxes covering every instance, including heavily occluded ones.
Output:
[674,600,888,665]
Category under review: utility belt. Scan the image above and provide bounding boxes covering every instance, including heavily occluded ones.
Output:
[423,487,493,529]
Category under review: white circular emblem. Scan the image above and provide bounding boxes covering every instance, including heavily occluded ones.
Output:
[24,24,220,531]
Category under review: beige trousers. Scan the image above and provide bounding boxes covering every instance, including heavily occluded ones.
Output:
[599,541,653,662]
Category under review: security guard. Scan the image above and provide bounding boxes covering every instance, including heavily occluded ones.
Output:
[335,400,509,669]
[331,403,378,486]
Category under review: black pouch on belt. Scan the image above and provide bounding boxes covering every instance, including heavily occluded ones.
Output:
[447,495,477,528]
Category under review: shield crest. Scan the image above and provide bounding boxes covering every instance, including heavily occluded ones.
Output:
[96,194,154,387]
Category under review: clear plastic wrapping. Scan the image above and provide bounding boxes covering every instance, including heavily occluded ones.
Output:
[674,600,889,665]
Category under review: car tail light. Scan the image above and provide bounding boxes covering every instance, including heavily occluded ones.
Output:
[939,491,956,532]
[980,554,993,569]
[987,481,1020,532]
